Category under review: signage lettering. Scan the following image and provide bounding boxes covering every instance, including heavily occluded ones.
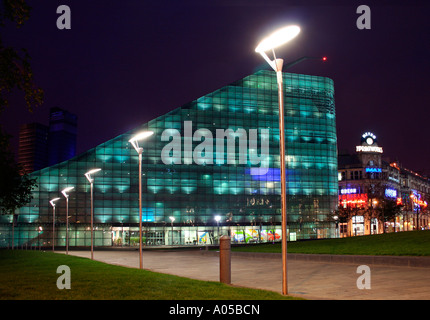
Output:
[366,168,381,173]
[356,145,383,153]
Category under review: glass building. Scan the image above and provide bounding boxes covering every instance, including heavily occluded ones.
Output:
[0,70,338,248]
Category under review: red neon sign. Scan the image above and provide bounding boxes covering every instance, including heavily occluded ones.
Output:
[411,195,428,208]
[339,193,368,207]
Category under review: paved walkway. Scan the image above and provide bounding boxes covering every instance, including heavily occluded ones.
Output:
[63,249,430,300]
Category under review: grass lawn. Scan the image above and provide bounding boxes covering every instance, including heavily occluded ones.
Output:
[232,230,430,256]
[0,250,298,300]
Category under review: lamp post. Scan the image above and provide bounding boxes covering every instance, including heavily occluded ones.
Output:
[49,197,61,252]
[215,215,221,243]
[169,216,175,245]
[85,168,102,260]
[255,25,300,296]
[129,130,154,269]
[61,186,74,255]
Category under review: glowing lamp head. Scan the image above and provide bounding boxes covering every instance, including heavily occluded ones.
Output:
[129,131,154,153]
[86,168,102,175]
[61,186,74,198]
[85,168,102,183]
[129,131,154,143]
[255,25,300,53]
[322,56,327,61]
[50,197,61,207]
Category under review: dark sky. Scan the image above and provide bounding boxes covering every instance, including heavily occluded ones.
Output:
[1,0,429,175]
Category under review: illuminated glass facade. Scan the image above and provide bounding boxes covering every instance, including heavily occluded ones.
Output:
[0,70,338,248]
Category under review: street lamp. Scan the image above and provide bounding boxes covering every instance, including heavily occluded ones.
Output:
[255,24,300,296]
[333,215,339,238]
[85,168,102,260]
[49,197,61,252]
[169,216,175,245]
[61,186,74,255]
[129,130,154,269]
[215,215,221,242]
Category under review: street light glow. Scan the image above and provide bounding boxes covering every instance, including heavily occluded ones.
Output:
[85,168,102,180]
[255,24,300,296]
[49,197,60,207]
[84,168,102,260]
[128,131,154,153]
[129,130,153,269]
[50,197,61,252]
[61,186,74,255]
[255,25,300,53]
[61,186,74,197]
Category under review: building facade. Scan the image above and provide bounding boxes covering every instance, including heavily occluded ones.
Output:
[18,107,78,174]
[18,123,49,173]
[0,70,338,248]
[48,107,78,166]
[337,132,429,237]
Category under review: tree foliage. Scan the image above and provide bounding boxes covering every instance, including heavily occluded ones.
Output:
[0,0,44,113]
[375,197,403,232]
[0,127,37,214]
[0,0,39,214]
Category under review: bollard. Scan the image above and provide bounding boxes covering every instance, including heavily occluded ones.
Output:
[219,235,231,284]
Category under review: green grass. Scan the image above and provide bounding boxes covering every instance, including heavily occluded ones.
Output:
[0,250,299,300]
[232,231,430,256]
[4,232,428,300]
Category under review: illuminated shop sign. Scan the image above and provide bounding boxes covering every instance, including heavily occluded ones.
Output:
[411,194,428,208]
[356,132,383,153]
[385,188,397,198]
[339,193,368,207]
[340,188,357,194]
[362,132,376,140]
[362,132,377,145]
[356,145,383,153]
[366,168,382,173]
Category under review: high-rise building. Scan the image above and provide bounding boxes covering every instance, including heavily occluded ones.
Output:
[1,71,338,248]
[48,107,77,166]
[17,108,77,174]
[18,123,49,173]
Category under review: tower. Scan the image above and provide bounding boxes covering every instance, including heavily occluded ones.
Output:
[48,107,77,166]
[18,122,49,173]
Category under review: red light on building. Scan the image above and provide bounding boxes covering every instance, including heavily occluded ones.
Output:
[322,56,327,61]
[339,193,368,207]
[411,195,428,208]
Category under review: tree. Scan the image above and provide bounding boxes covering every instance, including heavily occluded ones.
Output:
[0,1,42,249]
[0,0,44,112]
[336,204,364,237]
[0,127,37,215]
[375,197,403,233]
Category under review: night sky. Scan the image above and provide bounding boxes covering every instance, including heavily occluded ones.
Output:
[1,0,429,175]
